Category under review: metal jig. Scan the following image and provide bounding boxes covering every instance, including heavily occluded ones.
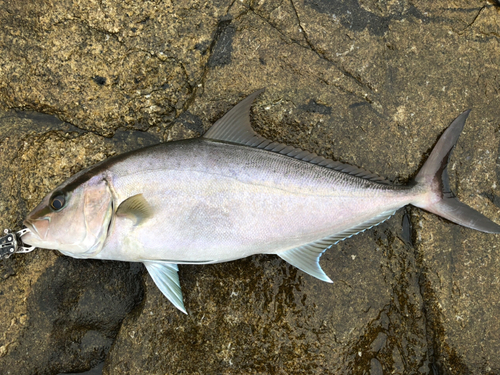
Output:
[0,228,35,259]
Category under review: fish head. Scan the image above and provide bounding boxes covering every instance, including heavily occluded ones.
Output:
[22,174,113,258]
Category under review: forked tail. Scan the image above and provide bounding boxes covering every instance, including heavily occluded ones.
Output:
[413,110,500,233]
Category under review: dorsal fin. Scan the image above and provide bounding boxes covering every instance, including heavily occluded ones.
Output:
[203,88,266,145]
[204,90,389,184]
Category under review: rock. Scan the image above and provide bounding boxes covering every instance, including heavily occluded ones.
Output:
[0,112,148,374]
[1,0,500,374]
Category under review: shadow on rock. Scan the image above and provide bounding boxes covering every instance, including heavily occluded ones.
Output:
[0,256,144,375]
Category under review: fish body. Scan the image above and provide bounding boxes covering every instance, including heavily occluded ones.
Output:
[22,90,500,313]
[70,139,416,263]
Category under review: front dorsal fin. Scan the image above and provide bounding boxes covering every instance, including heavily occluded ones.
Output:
[278,209,396,282]
[204,89,389,184]
[203,88,266,145]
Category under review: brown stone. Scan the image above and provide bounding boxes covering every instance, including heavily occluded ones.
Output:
[1,0,500,374]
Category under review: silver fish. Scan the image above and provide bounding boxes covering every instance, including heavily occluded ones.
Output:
[22,90,500,313]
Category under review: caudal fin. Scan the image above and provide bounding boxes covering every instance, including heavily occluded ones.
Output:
[413,110,500,233]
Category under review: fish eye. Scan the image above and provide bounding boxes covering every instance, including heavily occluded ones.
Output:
[50,194,66,211]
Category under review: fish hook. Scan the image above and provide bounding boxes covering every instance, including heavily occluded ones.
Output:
[0,228,35,259]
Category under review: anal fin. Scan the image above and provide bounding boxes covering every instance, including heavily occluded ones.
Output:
[143,261,186,314]
[279,246,334,283]
[278,209,396,282]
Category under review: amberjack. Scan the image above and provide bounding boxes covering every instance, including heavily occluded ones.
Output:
[22,90,500,313]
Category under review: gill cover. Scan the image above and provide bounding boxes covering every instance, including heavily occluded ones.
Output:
[23,175,113,257]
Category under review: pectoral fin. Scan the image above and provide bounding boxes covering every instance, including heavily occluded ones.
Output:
[116,194,153,225]
[143,261,186,314]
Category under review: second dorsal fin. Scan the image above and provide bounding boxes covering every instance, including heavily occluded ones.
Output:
[203,90,389,184]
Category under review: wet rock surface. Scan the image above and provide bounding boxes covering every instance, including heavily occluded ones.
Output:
[0,0,500,374]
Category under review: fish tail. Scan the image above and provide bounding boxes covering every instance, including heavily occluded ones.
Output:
[412,110,500,233]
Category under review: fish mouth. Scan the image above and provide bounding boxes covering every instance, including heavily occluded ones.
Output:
[23,217,50,241]
[20,221,37,246]
[23,220,37,236]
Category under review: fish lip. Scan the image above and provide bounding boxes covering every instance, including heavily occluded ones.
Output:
[23,220,38,237]
[24,217,49,240]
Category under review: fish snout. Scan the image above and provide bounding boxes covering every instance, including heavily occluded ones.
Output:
[22,217,50,244]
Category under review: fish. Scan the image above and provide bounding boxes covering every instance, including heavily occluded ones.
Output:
[21,89,500,313]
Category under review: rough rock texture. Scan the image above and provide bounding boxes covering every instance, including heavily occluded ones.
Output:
[1,0,500,374]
